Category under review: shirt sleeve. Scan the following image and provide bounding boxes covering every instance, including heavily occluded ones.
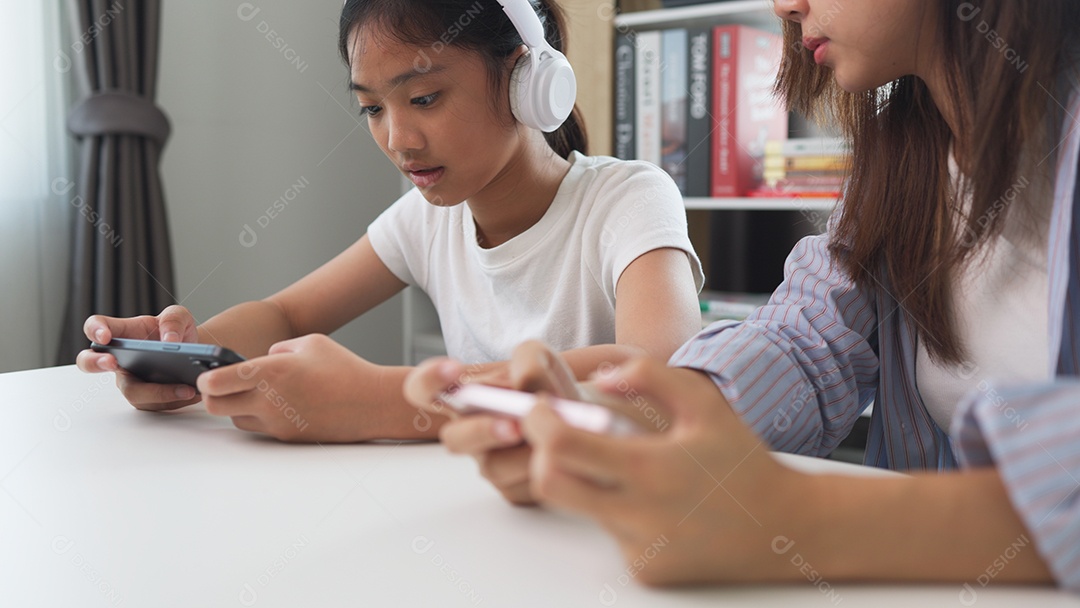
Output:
[669,224,881,455]
[366,189,432,288]
[952,380,1080,590]
[589,161,705,296]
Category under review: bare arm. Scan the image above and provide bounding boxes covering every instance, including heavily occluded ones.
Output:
[198,244,701,442]
[524,246,702,380]
[801,469,1051,584]
[79,234,406,412]
[196,235,406,358]
[611,247,701,361]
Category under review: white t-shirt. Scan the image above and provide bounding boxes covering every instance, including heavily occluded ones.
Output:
[367,151,704,363]
[916,160,1051,432]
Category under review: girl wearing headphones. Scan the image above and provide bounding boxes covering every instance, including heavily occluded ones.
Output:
[75,0,704,442]
[408,0,1080,590]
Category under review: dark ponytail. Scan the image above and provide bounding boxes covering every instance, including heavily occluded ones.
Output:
[338,0,588,159]
[533,0,589,158]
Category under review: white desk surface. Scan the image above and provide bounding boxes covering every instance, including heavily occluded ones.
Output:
[2,366,1077,608]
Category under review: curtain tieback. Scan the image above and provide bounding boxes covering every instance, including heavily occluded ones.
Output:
[67,90,171,146]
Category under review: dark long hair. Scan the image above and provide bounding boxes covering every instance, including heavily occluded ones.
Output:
[338,0,588,160]
[776,0,1080,364]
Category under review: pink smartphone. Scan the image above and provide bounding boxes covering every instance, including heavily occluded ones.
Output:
[439,384,642,436]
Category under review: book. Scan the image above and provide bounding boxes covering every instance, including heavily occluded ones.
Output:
[761,136,851,193]
[763,168,848,184]
[762,154,851,172]
[661,29,688,193]
[746,187,841,198]
[613,31,636,160]
[635,30,662,166]
[764,137,849,158]
[710,25,788,197]
[685,26,712,197]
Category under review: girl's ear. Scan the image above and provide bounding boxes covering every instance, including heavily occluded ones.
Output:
[506,44,527,71]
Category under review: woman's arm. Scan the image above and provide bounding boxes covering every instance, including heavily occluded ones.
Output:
[671,229,881,457]
[950,381,1080,590]
[807,469,1051,584]
[520,356,1054,587]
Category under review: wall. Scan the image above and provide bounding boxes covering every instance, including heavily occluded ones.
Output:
[158,0,404,364]
[563,0,614,156]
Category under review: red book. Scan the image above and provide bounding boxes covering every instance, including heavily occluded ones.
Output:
[710,25,788,197]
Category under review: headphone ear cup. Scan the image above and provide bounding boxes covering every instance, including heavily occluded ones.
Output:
[508,51,576,133]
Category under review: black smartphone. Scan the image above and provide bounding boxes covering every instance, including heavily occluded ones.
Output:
[91,338,246,387]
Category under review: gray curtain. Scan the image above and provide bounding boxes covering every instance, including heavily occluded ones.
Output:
[57,0,176,364]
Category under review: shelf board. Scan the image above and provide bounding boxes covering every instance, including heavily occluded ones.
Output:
[684,197,836,211]
[614,0,778,30]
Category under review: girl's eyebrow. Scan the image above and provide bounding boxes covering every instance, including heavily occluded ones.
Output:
[350,64,449,93]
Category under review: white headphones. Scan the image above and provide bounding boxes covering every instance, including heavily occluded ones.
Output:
[495,0,577,133]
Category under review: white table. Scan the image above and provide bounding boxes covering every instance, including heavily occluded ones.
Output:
[2,366,1077,607]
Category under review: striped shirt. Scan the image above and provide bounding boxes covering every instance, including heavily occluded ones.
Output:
[670,86,1080,588]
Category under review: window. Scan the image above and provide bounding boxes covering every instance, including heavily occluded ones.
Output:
[0,3,72,371]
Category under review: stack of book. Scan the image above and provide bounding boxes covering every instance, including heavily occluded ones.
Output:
[614,24,788,197]
[749,137,851,198]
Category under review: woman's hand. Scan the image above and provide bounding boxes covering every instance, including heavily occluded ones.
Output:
[75,305,203,410]
[521,357,807,586]
[404,341,582,505]
[196,334,381,443]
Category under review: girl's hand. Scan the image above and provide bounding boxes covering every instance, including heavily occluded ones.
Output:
[196,333,379,442]
[521,358,806,585]
[403,341,582,505]
[75,305,203,411]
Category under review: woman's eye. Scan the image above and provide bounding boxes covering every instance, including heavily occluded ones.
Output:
[412,94,438,107]
[360,105,382,117]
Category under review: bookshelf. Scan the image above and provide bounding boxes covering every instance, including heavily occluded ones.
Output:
[614,0,836,297]
[614,0,780,29]
[684,197,835,211]
[615,0,838,213]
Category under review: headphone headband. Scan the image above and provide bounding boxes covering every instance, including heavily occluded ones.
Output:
[495,0,547,48]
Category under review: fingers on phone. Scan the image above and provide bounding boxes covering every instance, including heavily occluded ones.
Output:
[116,371,197,409]
[477,444,531,488]
[498,481,539,506]
[196,365,259,398]
[83,313,164,343]
[509,340,577,397]
[525,401,628,488]
[439,416,522,454]
[404,357,466,414]
[158,305,194,342]
[230,415,266,435]
[76,350,117,373]
[82,315,112,343]
[529,458,618,514]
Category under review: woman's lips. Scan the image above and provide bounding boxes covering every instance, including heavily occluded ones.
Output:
[813,41,829,65]
[802,37,830,65]
[406,166,444,188]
